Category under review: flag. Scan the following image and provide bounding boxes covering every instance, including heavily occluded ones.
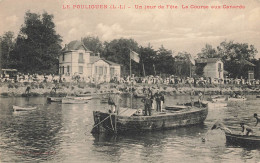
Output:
[188,54,195,65]
[130,50,140,63]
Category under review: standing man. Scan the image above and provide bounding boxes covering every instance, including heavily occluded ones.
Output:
[160,93,165,112]
[113,92,122,115]
[154,89,161,112]
[141,94,153,116]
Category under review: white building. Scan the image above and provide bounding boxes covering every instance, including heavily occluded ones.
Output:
[195,58,224,80]
[59,40,121,82]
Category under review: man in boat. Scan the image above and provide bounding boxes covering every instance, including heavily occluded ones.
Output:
[254,113,259,126]
[141,93,153,116]
[198,91,203,106]
[154,89,162,112]
[108,93,116,113]
[113,92,122,115]
[240,123,253,136]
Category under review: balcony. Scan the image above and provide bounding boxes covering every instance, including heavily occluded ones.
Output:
[78,59,85,63]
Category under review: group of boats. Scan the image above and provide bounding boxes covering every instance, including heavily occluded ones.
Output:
[12,91,260,148]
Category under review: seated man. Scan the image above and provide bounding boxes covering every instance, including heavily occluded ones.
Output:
[254,113,259,126]
[240,123,253,136]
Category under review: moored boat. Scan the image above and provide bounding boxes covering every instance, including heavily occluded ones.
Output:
[67,96,92,100]
[47,96,63,102]
[13,105,37,112]
[91,101,208,134]
[62,98,88,104]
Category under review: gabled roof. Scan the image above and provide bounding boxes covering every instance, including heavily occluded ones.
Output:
[235,59,255,67]
[195,58,222,64]
[62,40,89,52]
[92,58,121,66]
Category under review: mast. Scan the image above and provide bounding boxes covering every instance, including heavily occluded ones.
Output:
[129,49,132,109]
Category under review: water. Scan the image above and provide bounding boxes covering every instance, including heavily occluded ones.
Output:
[0,95,259,162]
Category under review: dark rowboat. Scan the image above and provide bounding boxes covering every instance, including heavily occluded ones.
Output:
[225,132,260,147]
[91,101,208,134]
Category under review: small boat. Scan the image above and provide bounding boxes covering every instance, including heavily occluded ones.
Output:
[227,97,247,102]
[47,97,63,102]
[13,105,37,112]
[100,98,109,103]
[211,121,260,148]
[210,95,227,102]
[203,101,227,108]
[225,132,260,147]
[62,98,88,104]
[256,95,260,98]
[91,101,208,134]
[67,96,92,100]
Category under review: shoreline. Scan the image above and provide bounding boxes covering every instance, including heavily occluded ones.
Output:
[1,82,260,97]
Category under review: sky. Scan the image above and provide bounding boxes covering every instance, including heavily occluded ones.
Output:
[0,0,259,58]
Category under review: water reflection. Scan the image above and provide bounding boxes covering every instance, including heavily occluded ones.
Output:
[0,95,259,162]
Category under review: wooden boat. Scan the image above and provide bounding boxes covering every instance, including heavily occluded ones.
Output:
[225,132,260,147]
[227,97,247,102]
[47,96,63,102]
[210,95,227,102]
[203,101,227,108]
[67,96,92,100]
[13,105,37,112]
[62,98,88,104]
[91,101,208,134]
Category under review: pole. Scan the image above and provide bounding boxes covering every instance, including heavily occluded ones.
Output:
[129,49,132,109]
[142,62,146,77]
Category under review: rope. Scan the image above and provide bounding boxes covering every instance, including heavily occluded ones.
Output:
[92,115,111,129]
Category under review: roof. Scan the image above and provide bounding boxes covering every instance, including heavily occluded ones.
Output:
[235,59,255,67]
[92,58,121,66]
[62,40,89,52]
[195,58,222,64]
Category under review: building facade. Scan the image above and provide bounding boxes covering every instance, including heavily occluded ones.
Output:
[195,58,224,80]
[59,40,120,82]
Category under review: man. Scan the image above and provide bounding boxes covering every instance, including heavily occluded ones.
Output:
[25,86,31,94]
[113,92,122,115]
[240,123,253,136]
[154,90,161,112]
[254,113,259,126]
[141,94,153,116]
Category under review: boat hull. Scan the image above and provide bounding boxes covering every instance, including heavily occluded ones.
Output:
[225,133,260,147]
[47,97,63,102]
[62,98,88,104]
[92,104,208,134]
[13,105,37,111]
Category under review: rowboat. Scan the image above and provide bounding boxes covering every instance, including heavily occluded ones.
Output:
[13,105,37,112]
[210,95,227,102]
[91,101,208,134]
[67,96,92,100]
[62,98,88,104]
[203,101,227,108]
[47,97,63,102]
[227,97,247,102]
[225,132,260,147]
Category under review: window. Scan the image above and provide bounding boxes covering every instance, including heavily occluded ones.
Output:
[79,66,83,74]
[99,66,103,75]
[104,67,107,74]
[110,67,115,76]
[62,66,65,74]
[218,63,222,72]
[95,66,98,74]
[67,65,70,73]
[78,53,84,63]
[62,54,65,61]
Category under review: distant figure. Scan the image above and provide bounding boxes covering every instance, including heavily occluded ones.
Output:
[160,93,165,112]
[141,94,153,116]
[25,86,31,94]
[190,89,195,107]
[51,86,57,94]
[254,113,259,126]
[240,123,253,136]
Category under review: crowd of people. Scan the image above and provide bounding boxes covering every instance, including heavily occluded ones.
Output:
[1,71,260,87]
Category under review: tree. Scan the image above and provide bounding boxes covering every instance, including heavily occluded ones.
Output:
[174,51,194,77]
[11,11,62,74]
[103,38,139,76]
[139,45,157,76]
[197,44,217,58]
[154,45,174,76]
[82,36,103,54]
[0,31,15,69]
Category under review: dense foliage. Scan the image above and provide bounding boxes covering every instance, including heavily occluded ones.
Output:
[0,11,259,78]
